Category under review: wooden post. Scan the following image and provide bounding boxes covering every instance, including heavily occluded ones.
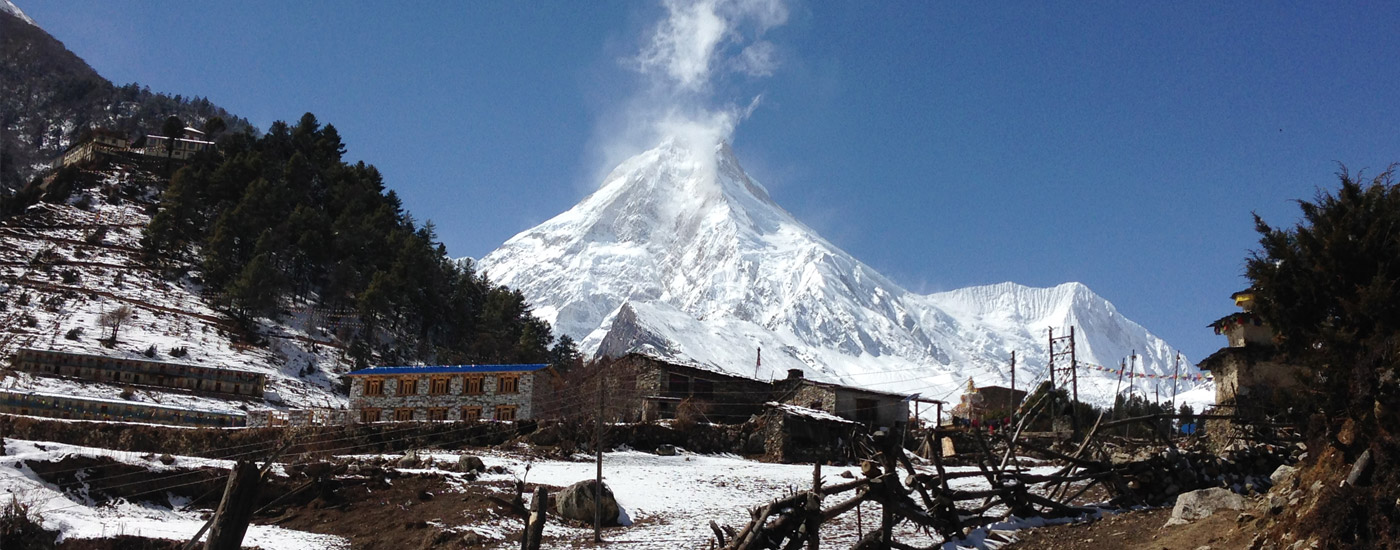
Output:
[856,500,863,539]
[807,462,821,550]
[880,499,893,550]
[1069,326,1079,436]
[1009,351,1016,413]
[594,371,604,543]
[525,486,548,550]
[204,461,260,550]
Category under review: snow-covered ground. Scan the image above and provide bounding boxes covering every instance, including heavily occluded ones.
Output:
[401,448,1078,549]
[1,431,1108,549]
[0,438,342,548]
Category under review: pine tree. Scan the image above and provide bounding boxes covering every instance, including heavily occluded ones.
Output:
[1246,165,1400,424]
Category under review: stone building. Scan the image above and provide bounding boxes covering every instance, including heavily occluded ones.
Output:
[613,353,774,423]
[11,348,266,398]
[346,364,557,423]
[756,402,859,463]
[608,353,913,430]
[1199,289,1307,412]
[773,369,910,431]
[950,380,1026,423]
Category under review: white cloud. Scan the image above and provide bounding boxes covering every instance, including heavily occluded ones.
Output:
[734,40,778,77]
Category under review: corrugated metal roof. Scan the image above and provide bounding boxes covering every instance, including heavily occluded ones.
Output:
[345,364,550,376]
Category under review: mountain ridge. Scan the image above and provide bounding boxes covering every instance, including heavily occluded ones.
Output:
[478,140,1212,407]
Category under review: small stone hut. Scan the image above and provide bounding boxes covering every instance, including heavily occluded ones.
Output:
[1199,289,1308,412]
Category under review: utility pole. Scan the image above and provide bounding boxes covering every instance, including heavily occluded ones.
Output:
[1069,326,1079,435]
[1009,351,1016,414]
[1048,327,1078,435]
[594,371,604,543]
[1171,351,1181,412]
[755,347,762,379]
[1128,350,1137,403]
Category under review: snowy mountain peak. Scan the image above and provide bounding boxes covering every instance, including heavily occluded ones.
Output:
[477,141,1210,408]
[1,0,36,27]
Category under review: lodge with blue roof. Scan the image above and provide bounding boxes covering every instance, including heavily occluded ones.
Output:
[345,363,558,423]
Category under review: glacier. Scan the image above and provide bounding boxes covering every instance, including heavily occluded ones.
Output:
[477,139,1211,408]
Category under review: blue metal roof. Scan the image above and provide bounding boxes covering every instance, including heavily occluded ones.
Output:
[346,364,550,376]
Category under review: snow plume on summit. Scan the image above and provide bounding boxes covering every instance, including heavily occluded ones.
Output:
[478,140,1211,409]
[590,0,787,186]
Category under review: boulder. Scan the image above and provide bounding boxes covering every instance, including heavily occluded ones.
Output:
[656,444,677,456]
[457,455,486,473]
[397,450,422,469]
[1270,464,1298,489]
[1166,487,1247,526]
[556,479,621,526]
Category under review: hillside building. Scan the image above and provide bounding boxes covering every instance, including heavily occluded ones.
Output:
[140,127,215,161]
[56,128,131,167]
[10,348,266,398]
[0,389,245,427]
[346,364,558,423]
[53,125,215,170]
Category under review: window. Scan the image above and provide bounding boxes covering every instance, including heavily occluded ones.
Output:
[495,405,517,421]
[394,408,415,422]
[429,377,450,395]
[666,374,690,397]
[693,378,715,400]
[360,408,381,423]
[364,379,384,396]
[428,408,448,421]
[498,374,519,394]
[397,377,418,395]
[463,376,483,395]
[855,398,879,426]
[462,406,482,422]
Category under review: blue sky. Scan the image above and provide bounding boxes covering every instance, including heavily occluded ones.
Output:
[19,1,1400,362]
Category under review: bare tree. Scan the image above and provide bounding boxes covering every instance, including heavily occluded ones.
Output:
[98,305,134,346]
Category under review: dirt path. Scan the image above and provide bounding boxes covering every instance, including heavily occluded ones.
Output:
[1002,507,1261,550]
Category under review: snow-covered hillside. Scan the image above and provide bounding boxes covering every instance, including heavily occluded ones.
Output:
[479,139,1211,407]
[0,169,350,414]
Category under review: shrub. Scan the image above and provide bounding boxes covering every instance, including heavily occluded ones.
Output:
[169,346,188,358]
[84,226,108,244]
[59,270,79,284]
[144,345,157,358]
[64,327,82,341]
[674,398,711,430]
[0,495,57,550]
